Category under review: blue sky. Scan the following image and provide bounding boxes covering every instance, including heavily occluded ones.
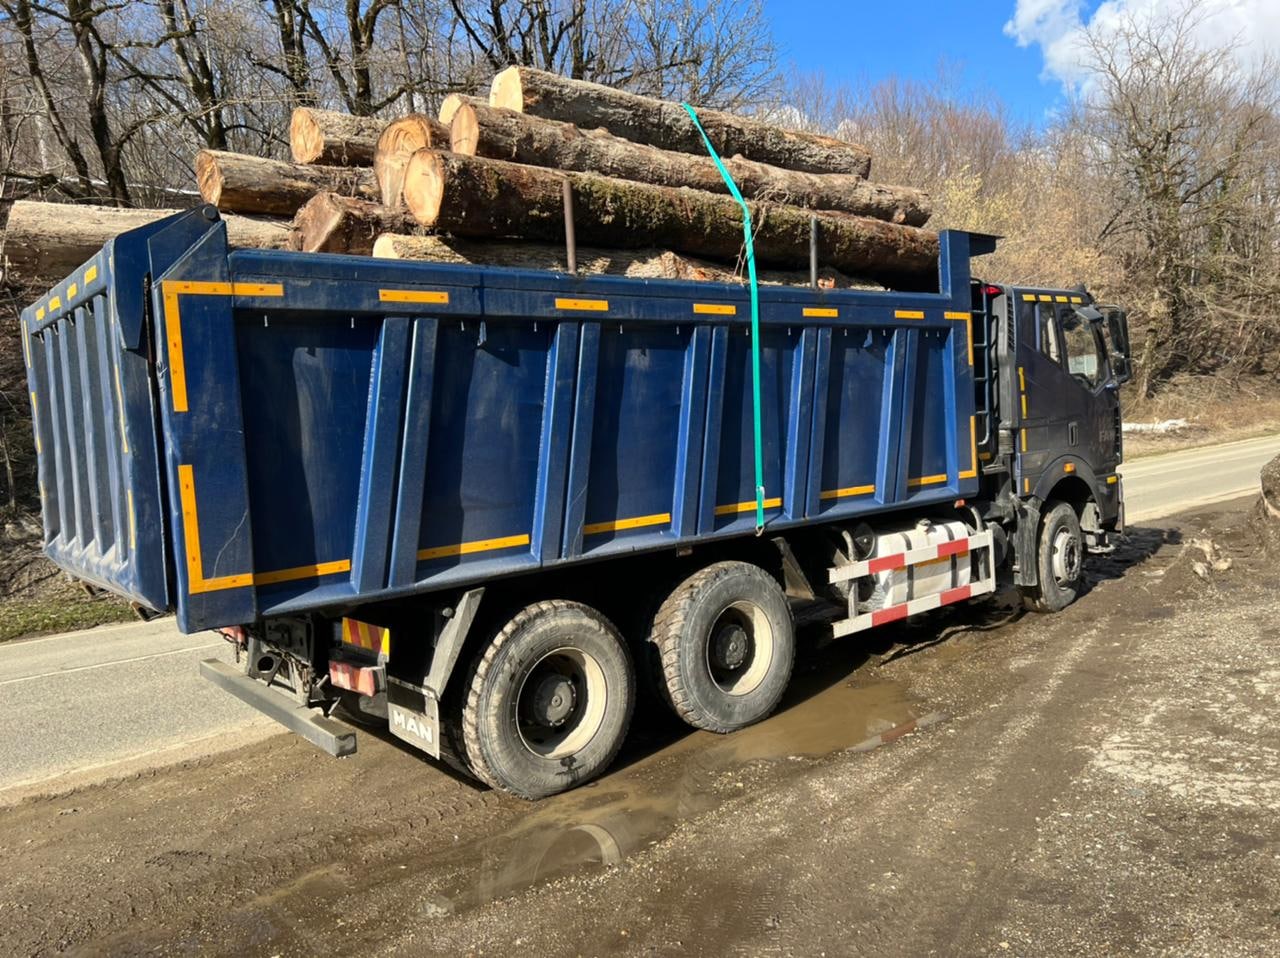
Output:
[765,0,1072,125]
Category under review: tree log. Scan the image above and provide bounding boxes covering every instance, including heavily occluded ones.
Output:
[373,114,449,207]
[290,108,385,165]
[290,193,414,254]
[438,93,486,125]
[402,151,937,284]
[452,102,928,225]
[490,66,872,177]
[372,233,877,288]
[1,201,289,283]
[196,150,378,216]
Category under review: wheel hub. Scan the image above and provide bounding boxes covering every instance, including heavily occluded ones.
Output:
[529,673,577,727]
[711,623,750,670]
[1051,528,1082,584]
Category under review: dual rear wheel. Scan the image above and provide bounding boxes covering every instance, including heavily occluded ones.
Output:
[457,561,796,799]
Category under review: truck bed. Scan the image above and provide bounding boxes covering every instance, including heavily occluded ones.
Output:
[21,207,991,633]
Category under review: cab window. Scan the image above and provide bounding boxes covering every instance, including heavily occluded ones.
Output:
[1038,303,1061,362]
[1060,312,1103,388]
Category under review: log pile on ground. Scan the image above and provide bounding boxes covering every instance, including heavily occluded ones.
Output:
[3,67,942,289]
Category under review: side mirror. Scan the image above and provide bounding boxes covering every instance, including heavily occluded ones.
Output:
[1098,305,1132,385]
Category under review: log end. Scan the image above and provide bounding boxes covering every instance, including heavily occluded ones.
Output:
[490,66,524,112]
[450,104,480,156]
[402,150,447,227]
[439,93,471,125]
[194,150,224,207]
[372,234,399,258]
[289,108,323,164]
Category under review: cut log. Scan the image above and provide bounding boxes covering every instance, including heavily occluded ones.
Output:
[490,66,872,177]
[438,93,486,126]
[1,201,289,282]
[290,108,385,166]
[402,151,937,284]
[196,150,378,216]
[452,102,929,225]
[373,114,449,207]
[372,233,877,288]
[290,192,414,254]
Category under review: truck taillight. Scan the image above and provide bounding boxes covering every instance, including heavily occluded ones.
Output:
[981,285,1002,297]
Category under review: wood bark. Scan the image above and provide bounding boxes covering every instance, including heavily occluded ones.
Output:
[438,93,485,125]
[372,233,878,288]
[290,192,414,254]
[195,150,378,216]
[1,201,289,282]
[373,114,449,207]
[490,66,873,177]
[452,102,929,225]
[289,108,385,165]
[402,151,937,285]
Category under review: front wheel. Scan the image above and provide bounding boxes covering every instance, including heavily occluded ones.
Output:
[460,600,635,799]
[1022,501,1085,613]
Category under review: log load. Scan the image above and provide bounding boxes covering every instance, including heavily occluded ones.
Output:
[438,93,486,125]
[290,109,385,166]
[402,151,938,284]
[372,233,878,288]
[2,201,289,283]
[451,102,929,225]
[373,114,449,207]
[490,66,873,177]
[291,193,414,255]
[195,150,378,216]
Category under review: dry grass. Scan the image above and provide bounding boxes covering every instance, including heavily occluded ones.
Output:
[1123,375,1280,458]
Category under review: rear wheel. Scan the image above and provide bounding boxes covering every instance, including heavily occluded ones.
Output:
[650,561,795,733]
[460,600,635,799]
[1022,500,1084,613]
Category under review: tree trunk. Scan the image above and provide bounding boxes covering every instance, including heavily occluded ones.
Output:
[490,66,873,177]
[439,92,485,125]
[374,114,449,207]
[195,150,378,216]
[291,192,414,254]
[402,151,937,285]
[452,102,928,225]
[373,233,879,288]
[1,201,289,283]
[289,108,385,165]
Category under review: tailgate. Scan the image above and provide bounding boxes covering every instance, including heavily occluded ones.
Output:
[20,208,222,613]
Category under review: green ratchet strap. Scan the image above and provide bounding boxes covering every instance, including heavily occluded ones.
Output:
[681,103,766,533]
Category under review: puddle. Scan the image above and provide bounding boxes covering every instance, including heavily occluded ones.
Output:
[403,647,929,915]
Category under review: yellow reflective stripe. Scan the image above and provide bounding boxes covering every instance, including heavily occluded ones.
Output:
[803,307,838,318]
[1070,296,1083,304]
[945,311,973,366]
[113,360,130,455]
[67,283,77,299]
[127,489,136,551]
[895,309,925,319]
[380,289,449,304]
[959,415,978,479]
[1055,295,1068,303]
[583,512,671,536]
[693,303,735,315]
[555,298,608,312]
[1038,294,1052,302]
[1107,475,1119,484]
[418,533,530,561]
[85,264,98,284]
[907,474,948,488]
[1020,428,1028,452]
[818,484,875,501]
[254,559,350,586]
[1022,293,1035,302]
[178,464,253,594]
[715,497,782,516]
[36,307,45,321]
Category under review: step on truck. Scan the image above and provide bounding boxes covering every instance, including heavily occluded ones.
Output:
[21,207,1130,798]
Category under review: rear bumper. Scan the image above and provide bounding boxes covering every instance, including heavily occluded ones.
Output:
[199,658,357,757]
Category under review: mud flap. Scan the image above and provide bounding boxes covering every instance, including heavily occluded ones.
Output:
[1013,497,1042,587]
[387,677,441,758]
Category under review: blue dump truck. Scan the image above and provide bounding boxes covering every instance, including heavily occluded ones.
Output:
[21,206,1129,798]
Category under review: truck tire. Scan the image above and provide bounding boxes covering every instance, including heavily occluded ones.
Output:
[460,600,635,799]
[1022,500,1084,613]
[650,561,795,733]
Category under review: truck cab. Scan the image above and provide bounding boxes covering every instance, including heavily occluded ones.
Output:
[973,281,1130,609]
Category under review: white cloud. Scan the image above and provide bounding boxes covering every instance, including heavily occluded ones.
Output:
[1005,0,1280,88]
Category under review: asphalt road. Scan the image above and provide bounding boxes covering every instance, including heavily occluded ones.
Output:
[2,433,1276,797]
[1119,432,1280,523]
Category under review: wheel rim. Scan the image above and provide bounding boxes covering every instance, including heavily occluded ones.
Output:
[1050,525,1082,586]
[515,648,608,760]
[705,601,775,696]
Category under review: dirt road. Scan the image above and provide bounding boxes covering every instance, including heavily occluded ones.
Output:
[2,497,1277,957]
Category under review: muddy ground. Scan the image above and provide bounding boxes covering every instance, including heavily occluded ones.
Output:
[2,498,1278,957]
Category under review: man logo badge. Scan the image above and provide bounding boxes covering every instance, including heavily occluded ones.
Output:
[389,703,435,748]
